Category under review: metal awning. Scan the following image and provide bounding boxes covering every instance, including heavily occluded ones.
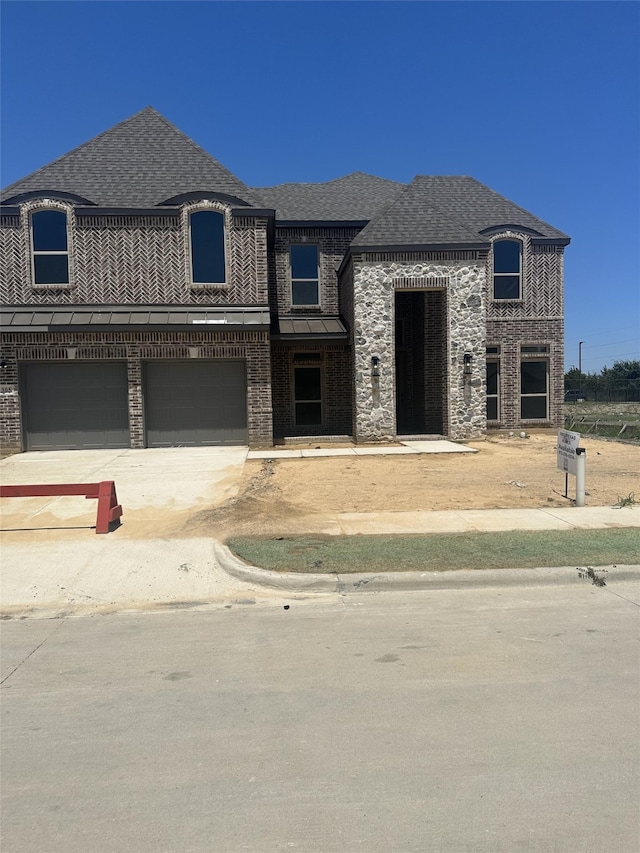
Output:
[273,316,348,340]
[0,305,270,332]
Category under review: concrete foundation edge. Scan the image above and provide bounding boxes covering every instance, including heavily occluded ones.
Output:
[213,541,640,593]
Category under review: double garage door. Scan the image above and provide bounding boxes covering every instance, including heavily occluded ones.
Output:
[21,361,247,451]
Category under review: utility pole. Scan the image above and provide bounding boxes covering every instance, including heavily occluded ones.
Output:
[579,341,584,376]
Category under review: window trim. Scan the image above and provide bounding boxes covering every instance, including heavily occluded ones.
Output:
[486,354,500,422]
[293,361,323,428]
[290,244,320,307]
[492,237,522,301]
[187,205,229,289]
[520,355,549,421]
[29,207,71,288]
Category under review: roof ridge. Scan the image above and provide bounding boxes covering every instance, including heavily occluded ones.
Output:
[462,177,569,236]
[253,172,405,191]
[408,178,487,241]
[357,179,484,244]
[149,111,255,197]
[1,107,156,196]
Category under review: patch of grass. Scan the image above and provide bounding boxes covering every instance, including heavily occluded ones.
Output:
[226,528,640,574]
[615,493,636,508]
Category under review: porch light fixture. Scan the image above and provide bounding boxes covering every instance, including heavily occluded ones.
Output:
[371,353,380,378]
[463,353,473,376]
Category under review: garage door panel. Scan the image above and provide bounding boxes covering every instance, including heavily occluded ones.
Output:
[22,363,129,451]
[144,361,247,447]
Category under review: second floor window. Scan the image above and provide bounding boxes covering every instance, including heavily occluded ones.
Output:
[493,239,521,300]
[190,210,226,285]
[31,210,69,285]
[290,245,319,306]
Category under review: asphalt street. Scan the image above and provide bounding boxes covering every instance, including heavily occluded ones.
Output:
[2,583,639,852]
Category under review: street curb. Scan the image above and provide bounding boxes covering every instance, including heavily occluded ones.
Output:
[213,541,640,593]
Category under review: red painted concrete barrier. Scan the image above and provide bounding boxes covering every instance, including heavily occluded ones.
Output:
[0,481,123,534]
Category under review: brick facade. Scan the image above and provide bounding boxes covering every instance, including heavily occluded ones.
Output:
[0,330,272,451]
[0,116,568,451]
[485,235,565,430]
[272,227,361,315]
[271,343,352,438]
[0,201,269,306]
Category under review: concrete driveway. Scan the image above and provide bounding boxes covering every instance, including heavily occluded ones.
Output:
[0,447,256,616]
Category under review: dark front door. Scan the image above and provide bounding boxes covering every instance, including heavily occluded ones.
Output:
[394,290,446,435]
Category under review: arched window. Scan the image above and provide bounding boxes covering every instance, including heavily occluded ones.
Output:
[493,239,521,299]
[189,210,226,285]
[31,209,69,285]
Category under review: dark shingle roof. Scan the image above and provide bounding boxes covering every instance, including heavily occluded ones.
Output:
[353,176,569,248]
[1,107,259,208]
[351,179,487,249]
[252,172,405,222]
[1,111,569,246]
[418,176,569,241]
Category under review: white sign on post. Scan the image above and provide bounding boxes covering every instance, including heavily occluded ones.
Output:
[557,428,580,476]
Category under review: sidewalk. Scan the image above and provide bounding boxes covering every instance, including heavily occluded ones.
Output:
[2,504,637,617]
[1,445,638,617]
[246,505,640,536]
[214,505,640,593]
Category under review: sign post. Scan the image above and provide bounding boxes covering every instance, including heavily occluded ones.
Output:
[557,429,586,506]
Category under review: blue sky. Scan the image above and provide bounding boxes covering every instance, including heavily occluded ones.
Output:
[1,0,638,373]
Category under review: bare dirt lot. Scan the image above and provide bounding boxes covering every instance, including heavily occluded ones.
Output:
[191,433,639,539]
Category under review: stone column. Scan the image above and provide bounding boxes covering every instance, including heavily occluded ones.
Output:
[352,265,395,441]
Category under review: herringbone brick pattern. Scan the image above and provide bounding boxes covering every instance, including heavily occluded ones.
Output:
[1,204,268,306]
[486,233,564,320]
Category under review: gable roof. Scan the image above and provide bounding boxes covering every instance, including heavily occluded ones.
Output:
[252,172,405,222]
[1,107,260,208]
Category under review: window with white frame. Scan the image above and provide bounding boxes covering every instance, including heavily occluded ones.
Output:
[520,346,549,419]
[189,210,226,285]
[290,245,319,306]
[31,209,69,285]
[493,239,521,300]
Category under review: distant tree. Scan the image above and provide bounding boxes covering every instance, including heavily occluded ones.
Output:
[564,367,602,398]
[565,361,640,401]
[602,360,640,401]
[564,366,582,387]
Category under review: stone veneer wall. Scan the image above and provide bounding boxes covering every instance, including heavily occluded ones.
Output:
[351,255,488,441]
[0,330,273,451]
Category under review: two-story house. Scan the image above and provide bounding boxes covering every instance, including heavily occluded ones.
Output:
[0,107,569,452]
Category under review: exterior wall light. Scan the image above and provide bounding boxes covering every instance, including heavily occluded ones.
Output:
[463,353,473,376]
[371,353,380,378]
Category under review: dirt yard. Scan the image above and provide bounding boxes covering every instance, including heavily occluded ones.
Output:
[190,433,639,539]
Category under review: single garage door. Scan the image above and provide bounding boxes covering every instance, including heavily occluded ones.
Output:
[21,362,129,451]
[143,361,247,447]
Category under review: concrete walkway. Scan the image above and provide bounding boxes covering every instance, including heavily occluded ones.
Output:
[248,439,477,459]
[300,505,640,535]
[1,446,638,617]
